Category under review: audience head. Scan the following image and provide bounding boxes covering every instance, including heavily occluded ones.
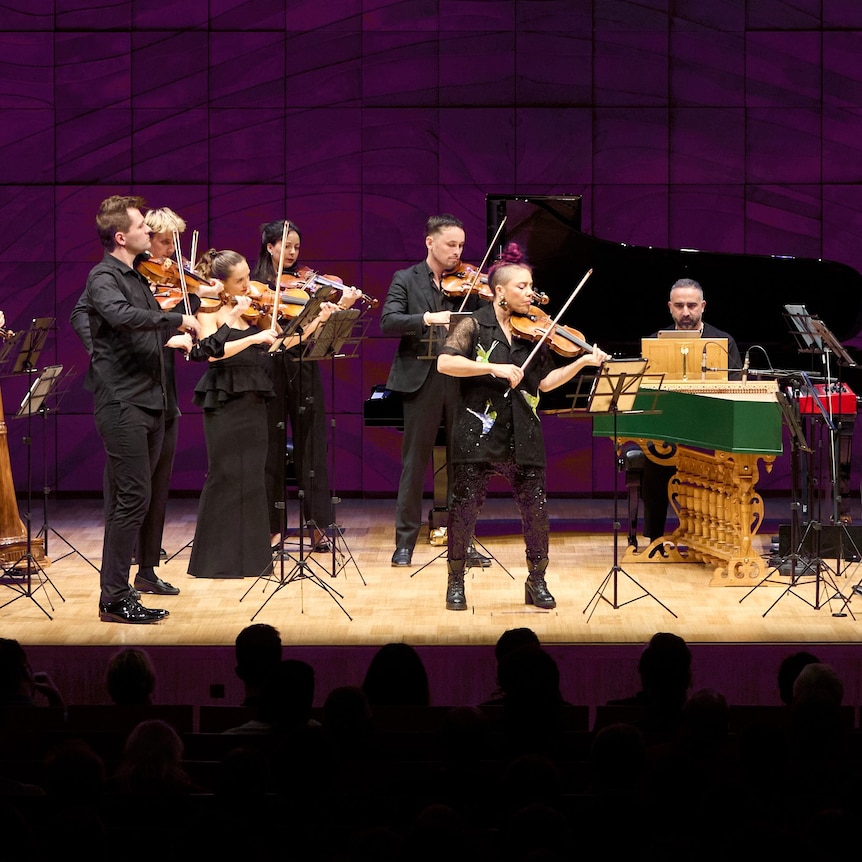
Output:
[497,646,562,704]
[778,650,820,706]
[235,623,282,704]
[258,659,316,730]
[0,637,34,705]
[638,632,692,706]
[494,627,540,663]
[362,643,430,707]
[791,662,843,708]
[105,648,156,705]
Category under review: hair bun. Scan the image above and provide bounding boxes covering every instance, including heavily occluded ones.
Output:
[496,242,526,266]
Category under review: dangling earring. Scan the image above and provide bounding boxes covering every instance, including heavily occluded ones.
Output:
[498,296,508,309]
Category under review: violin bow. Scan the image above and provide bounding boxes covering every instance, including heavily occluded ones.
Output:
[456,216,507,313]
[271,220,290,334]
[504,268,594,397]
[172,228,193,361]
[189,229,199,272]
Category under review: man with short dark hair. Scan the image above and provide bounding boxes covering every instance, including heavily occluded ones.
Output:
[76,195,200,623]
[380,214,489,567]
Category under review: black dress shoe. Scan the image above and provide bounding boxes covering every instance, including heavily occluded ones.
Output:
[391,548,413,567]
[466,544,492,568]
[134,574,180,596]
[99,597,168,624]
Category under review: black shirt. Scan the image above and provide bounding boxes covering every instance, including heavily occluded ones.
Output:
[440,303,554,467]
[77,251,184,412]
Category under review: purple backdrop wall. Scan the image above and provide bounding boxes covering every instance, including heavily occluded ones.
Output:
[3,0,862,498]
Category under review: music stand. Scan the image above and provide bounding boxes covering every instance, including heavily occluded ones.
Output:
[0,362,65,619]
[583,358,677,622]
[303,308,368,584]
[0,317,53,375]
[244,297,354,621]
[740,372,855,618]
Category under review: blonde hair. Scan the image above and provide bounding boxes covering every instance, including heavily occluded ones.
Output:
[145,207,186,236]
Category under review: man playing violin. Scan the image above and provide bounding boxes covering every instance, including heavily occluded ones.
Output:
[71,205,205,599]
[380,214,491,568]
[74,195,200,624]
[437,244,608,610]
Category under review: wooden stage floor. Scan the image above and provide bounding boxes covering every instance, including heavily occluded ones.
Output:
[4,495,862,650]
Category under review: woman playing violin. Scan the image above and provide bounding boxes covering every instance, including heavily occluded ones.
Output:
[436,243,608,612]
[251,220,359,552]
[186,249,279,579]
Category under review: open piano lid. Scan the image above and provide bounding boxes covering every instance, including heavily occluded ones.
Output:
[485,195,862,392]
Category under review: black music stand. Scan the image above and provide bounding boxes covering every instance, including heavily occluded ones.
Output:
[302,308,368,584]
[583,359,676,622]
[0,360,65,619]
[740,371,854,618]
[28,366,95,569]
[243,289,353,621]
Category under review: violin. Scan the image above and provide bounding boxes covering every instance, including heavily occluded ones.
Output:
[222,295,268,323]
[249,282,311,319]
[152,286,221,312]
[282,267,379,308]
[440,262,550,306]
[509,306,595,359]
[440,263,494,301]
[137,256,215,292]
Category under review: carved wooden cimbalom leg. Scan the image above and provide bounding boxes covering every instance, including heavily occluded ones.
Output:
[668,446,773,585]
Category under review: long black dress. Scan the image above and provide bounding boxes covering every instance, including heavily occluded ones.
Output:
[188,326,274,579]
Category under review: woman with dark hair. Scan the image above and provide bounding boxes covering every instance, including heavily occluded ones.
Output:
[251,220,360,552]
[437,244,608,611]
[187,249,278,579]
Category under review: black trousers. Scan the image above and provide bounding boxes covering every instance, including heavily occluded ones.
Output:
[95,402,164,604]
[448,457,549,564]
[394,370,456,551]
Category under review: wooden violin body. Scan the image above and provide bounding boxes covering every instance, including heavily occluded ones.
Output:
[137,256,214,292]
[510,306,593,359]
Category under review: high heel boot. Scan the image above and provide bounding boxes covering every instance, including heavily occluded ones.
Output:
[525,558,556,609]
[446,559,467,611]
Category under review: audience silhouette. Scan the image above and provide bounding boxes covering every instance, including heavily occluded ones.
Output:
[234,623,282,708]
[6,630,862,861]
[105,648,156,705]
[362,642,431,707]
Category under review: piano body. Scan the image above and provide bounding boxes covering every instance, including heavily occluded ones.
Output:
[593,380,782,585]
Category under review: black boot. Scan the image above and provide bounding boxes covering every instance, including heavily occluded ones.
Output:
[446,560,467,611]
[525,558,556,609]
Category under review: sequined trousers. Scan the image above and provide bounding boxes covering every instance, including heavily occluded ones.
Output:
[447,456,549,563]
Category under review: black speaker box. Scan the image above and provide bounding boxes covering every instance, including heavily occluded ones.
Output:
[777,524,862,560]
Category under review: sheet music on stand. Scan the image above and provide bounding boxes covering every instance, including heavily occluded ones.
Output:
[302,309,366,361]
[16,365,71,418]
[0,317,54,376]
[588,358,650,414]
[783,304,856,367]
[268,285,334,350]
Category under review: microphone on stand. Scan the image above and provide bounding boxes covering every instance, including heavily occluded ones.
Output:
[741,348,751,384]
[701,344,709,380]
